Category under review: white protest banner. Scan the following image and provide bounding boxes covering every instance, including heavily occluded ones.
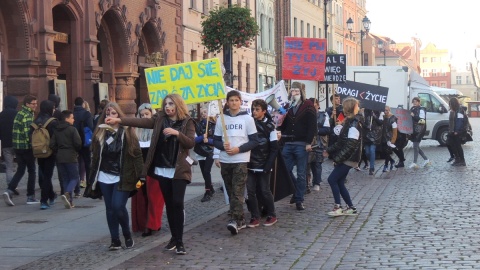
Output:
[226,80,288,115]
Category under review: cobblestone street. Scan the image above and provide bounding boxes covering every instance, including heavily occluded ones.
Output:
[1,119,479,270]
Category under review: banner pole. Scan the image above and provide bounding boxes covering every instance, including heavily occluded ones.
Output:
[218,99,229,144]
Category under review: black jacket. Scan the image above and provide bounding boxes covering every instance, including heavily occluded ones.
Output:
[50,121,82,163]
[33,113,59,139]
[73,106,93,146]
[327,115,363,166]
[363,110,383,145]
[410,105,426,142]
[0,96,18,148]
[277,100,317,144]
[248,116,278,171]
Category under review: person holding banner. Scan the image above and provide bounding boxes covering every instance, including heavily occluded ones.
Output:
[213,90,259,235]
[409,97,430,169]
[106,94,196,255]
[194,108,216,202]
[323,97,362,216]
[277,82,317,211]
[326,94,345,148]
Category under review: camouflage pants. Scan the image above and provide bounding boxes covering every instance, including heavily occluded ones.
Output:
[220,162,248,221]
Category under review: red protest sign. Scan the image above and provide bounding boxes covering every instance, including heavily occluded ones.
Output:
[390,108,413,135]
[282,37,327,81]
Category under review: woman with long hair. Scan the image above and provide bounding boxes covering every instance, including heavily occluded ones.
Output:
[448,97,467,166]
[131,103,165,237]
[106,94,195,255]
[323,97,363,216]
[88,102,143,250]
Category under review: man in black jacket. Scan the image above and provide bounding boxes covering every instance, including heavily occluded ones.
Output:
[73,97,93,186]
[0,96,18,186]
[277,82,317,211]
[246,99,279,228]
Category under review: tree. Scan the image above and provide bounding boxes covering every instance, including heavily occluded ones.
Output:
[201,5,259,54]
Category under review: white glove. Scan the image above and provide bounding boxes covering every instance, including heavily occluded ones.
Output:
[333,125,343,136]
[387,141,396,148]
[379,112,385,120]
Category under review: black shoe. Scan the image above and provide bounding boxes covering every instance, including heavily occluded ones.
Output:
[395,162,404,168]
[289,195,295,204]
[219,186,224,192]
[447,157,455,162]
[369,169,374,175]
[13,189,20,196]
[125,236,134,249]
[306,186,311,194]
[165,238,177,250]
[452,160,466,166]
[109,239,122,250]
[176,242,187,255]
[142,228,153,237]
[201,191,212,202]
[296,202,305,211]
[362,164,368,170]
[210,187,215,195]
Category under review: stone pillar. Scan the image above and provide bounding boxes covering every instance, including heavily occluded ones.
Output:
[115,73,139,116]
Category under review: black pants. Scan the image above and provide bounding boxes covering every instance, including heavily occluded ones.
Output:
[450,133,464,161]
[8,149,36,197]
[199,156,214,191]
[157,176,188,242]
[246,171,276,219]
[79,147,91,184]
[38,155,57,203]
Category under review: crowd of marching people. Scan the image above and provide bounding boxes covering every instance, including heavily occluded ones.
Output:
[0,83,471,254]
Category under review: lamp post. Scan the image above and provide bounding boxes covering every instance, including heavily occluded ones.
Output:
[346,16,371,66]
[378,39,396,66]
[324,0,331,108]
[223,0,233,87]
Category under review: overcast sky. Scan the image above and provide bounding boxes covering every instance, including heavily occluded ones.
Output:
[366,0,479,61]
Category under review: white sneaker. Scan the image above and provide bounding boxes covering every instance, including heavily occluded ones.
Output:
[408,163,419,169]
[328,205,343,216]
[422,159,431,167]
[312,185,320,191]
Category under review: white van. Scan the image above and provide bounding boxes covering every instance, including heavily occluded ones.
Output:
[346,66,451,145]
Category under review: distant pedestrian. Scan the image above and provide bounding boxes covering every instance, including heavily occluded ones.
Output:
[34,100,59,210]
[448,97,467,166]
[73,97,93,193]
[50,110,82,208]
[194,108,216,202]
[408,97,430,169]
[381,106,397,172]
[323,97,362,217]
[213,90,259,235]
[130,103,165,237]
[3,95,39,206]
[363,109,383,175]
[89,102,143,250]
[48,94,65,194]
[0,96,19,187]
[106,94,195,255]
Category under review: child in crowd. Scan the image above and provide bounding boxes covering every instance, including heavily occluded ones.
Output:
[50,110,82,209]
[213,90,259,235]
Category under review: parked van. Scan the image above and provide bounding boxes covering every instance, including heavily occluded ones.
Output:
[345,66,452,145]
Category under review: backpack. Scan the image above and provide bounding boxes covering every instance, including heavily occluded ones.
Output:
[31,118,56,158]
[83,126,93,147]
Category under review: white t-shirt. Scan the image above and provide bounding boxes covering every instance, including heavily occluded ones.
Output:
[214,112,257,163]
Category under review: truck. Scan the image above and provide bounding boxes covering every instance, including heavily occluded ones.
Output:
[345,65,452,146]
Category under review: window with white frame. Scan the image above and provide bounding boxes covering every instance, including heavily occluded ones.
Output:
[313,26,316,38]
[456,76,462,84]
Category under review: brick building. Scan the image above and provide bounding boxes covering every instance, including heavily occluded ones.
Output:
[0,0,182,116]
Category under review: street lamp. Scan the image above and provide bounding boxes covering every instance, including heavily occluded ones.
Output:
[324,0,331,108]
[378,39,396,66]
[346,16,371,65]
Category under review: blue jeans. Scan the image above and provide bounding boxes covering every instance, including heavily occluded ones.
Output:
[364,144,376,170]
[99,181,131,240]
[282,144,308,203]
[2,147,15,184]
[327,163,354,207]
[57,163,79,196]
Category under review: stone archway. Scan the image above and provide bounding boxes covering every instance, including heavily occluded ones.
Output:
[0,0,33,99]
[96,8,138,116]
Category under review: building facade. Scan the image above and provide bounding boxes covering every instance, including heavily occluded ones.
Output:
[0,0,183,116]
[257,0,276,92]
[420,42,451,88]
